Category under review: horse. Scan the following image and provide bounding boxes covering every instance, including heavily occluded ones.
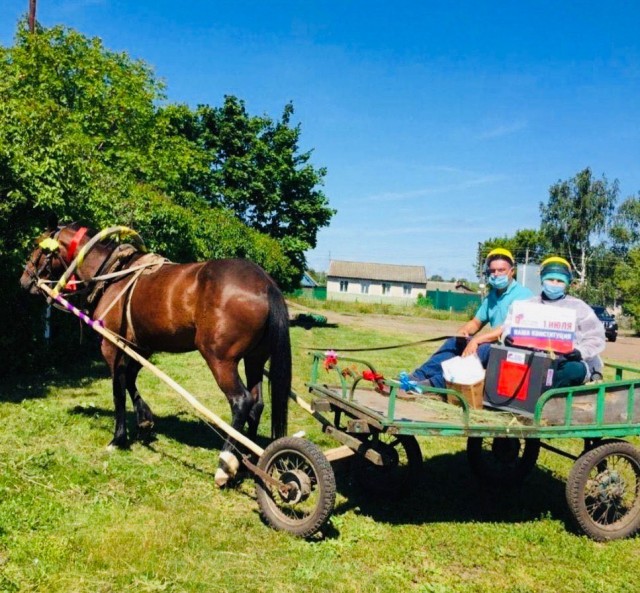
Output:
[20,220,291,486]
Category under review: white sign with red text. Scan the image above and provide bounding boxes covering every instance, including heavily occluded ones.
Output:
[508,301,576,354]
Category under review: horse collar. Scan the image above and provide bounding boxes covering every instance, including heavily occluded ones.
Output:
[66,227,88,263]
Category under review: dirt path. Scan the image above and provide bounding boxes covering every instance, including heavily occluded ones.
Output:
[289,302,640,364]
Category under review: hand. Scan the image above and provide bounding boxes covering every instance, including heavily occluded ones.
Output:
[563,349,582,362]
[462,338,478,357]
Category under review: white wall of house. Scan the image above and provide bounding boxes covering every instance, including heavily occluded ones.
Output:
[327,277,425,305]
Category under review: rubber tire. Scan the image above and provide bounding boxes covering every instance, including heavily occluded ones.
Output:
[566,440,640,541]
[255,437,336,537]
[467,437,540,487]
[352,434,422,496]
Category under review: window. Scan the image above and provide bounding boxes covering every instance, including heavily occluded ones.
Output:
[382,282,391,295]
[361,282,369,294]
[339,280,349,293]
[403,284,412,296]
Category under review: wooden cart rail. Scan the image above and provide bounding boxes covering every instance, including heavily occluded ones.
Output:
[306,351,640,440]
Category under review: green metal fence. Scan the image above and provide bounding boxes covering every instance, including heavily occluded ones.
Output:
[288,287,327,300]
[426,290,481,313]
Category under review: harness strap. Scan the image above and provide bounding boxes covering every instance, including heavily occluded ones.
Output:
[95,267,146,325]
[96,254,169,344]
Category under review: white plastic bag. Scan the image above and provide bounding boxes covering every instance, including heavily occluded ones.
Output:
[441,354,485,385]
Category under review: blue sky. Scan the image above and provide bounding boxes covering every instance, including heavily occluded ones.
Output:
[2,1,639,280]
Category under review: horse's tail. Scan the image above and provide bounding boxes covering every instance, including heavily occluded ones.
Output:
[267,283,291,439]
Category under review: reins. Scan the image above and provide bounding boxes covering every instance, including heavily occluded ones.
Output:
[304,334,456,352]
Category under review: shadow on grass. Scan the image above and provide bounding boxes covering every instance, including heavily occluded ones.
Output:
[67,402,574,538]
[0,355,109,403]
[70,404,277,453]
[330,450,574,534]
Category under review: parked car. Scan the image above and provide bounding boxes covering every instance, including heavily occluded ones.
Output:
[591,305,618,342]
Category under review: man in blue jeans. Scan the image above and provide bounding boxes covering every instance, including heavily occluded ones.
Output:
[410,248,533,388]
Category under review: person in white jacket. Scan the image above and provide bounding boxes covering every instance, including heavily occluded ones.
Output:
[502,256,605,387]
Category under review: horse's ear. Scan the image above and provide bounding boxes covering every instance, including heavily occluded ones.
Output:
[46,213,59,231]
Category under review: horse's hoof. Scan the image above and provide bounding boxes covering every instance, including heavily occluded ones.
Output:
[214,467,231,488]
[107,437,128,450]
[215,451,240,487]
[136,422,156,444]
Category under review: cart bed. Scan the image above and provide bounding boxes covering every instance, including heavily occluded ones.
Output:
[307,354,640,440]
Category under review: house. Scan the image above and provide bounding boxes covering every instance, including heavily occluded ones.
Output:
[300,271,318,288]
[327,260,427,305]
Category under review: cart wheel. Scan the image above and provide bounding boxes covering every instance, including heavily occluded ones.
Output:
[255,437,336,537]
[467,437,540,486]
[566,440,640,541]
[352,434,422,496]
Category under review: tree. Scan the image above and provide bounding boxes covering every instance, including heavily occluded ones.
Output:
[1,21,329,373]
[540,168,619,285]
[477,229,551,277]
[614,246,640,333]
[609,193,640,253]
[189,97,335,272]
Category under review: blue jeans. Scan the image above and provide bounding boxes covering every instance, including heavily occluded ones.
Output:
[411,337,493,389]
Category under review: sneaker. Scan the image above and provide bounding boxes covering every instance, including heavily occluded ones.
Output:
[408,375,432,389]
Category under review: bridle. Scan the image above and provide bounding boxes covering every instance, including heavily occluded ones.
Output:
[24,225,89,295]
[24,228,66,288]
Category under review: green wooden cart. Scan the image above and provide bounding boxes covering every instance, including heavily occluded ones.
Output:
[295,351,640,542]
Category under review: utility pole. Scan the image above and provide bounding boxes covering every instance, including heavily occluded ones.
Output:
[28,0,37,33]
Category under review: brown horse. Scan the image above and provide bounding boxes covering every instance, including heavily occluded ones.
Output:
[20,221,291,486]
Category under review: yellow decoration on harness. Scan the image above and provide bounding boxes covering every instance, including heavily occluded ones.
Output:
[39,237,60,252]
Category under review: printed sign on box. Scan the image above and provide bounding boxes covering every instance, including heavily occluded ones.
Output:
[508,301,576,354]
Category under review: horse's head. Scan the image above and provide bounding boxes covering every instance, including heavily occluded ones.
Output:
[20,221,91,295]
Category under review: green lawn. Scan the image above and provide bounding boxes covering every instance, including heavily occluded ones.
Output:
[1,320,639,592]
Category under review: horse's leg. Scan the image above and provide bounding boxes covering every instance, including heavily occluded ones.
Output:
[102,342,129,449]
[124,358,154,441]
[243,352,267,442]
[203,356,253,487]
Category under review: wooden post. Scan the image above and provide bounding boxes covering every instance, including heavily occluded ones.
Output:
[28,0,37,33]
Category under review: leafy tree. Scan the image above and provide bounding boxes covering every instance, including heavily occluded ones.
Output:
[185,97,335,271]
[429,274,444,281]
[570,244,620,305]
[614,246,640,333]
[477,229,551,277]
[609,193,640,253]
[540,168,619,285]
[1,21,327,373]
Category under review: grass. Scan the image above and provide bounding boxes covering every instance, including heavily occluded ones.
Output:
[288,295,474,322]
[1,320,640,592]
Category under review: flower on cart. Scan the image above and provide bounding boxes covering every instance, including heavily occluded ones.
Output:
[341,364,358,378]
[323,350,338,370]
[362,369,386,393]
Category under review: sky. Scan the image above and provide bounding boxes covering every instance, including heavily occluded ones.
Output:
[2,1,639,281]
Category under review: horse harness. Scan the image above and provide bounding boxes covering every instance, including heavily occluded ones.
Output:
[34,225,171,345]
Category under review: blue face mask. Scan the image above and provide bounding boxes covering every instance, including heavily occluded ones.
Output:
[488,274,509,290]
[542,280,567,300]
